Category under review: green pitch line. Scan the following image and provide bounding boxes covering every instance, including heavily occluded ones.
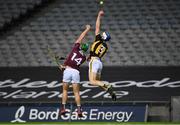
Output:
[0,122,180,125]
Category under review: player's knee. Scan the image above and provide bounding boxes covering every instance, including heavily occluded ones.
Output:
[73,91,80,97]
[73,88,78,93]
[63,90,68,96]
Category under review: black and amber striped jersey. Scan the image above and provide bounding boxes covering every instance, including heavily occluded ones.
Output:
[90,34,108,58]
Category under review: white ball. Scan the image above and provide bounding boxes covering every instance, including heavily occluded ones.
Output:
[100,1,103,5]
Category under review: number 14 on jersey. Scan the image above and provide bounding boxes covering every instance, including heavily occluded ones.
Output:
[71,52,82,65]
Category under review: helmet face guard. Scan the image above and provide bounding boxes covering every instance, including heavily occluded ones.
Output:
[102,32,111,41]
[81,43,89,52]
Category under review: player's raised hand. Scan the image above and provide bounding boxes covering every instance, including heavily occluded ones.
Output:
[86,24,91,30]
[98,10,104,16]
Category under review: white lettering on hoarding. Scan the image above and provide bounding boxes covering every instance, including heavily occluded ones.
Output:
[11,106,135,122]
[0,78,180,89]
[29,109,58,120]
[0,90,127,99]
[11,106,26,123]
[0,77,180,100]
[0,79,61,88]
[89,109,133,122]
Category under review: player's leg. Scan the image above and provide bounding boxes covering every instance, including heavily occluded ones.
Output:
[60,82,69,115]
[96,73,110,90]
[89,58,109,90]
[71,69,83,117]
[72,83,82,117]
[96,73,116,101]
[60,68,71,115]
[89,58,117,101]
[62,82,69,106]
[72,83,81,107]
[89,71,107,90]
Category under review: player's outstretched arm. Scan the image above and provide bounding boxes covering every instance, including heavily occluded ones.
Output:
[95,10,104,35]
[75,25,91,43]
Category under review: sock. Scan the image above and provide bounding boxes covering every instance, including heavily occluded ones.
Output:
[62,103,66,109]
[77,105,81,111]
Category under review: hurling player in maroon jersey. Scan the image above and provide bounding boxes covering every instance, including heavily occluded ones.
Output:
[60,25,91,117]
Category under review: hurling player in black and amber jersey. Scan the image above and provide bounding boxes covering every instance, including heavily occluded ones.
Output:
[88,10,116,101]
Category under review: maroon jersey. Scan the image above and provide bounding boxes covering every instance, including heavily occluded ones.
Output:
[64,43,86,70]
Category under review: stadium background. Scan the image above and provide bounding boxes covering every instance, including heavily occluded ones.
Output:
[0,0,180,123]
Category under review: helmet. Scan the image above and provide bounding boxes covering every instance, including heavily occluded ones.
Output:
[102,32,111,41]
[81,43,89,52]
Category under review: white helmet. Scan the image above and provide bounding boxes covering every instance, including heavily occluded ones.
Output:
[102,32,111,41]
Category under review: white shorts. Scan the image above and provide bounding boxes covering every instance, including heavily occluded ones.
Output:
[89,57,103,75]
[63,67,80,84]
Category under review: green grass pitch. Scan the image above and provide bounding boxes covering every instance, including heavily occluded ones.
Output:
[0,122,180,125]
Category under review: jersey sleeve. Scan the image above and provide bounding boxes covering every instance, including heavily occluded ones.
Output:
[95,34,102,41]
[73,43,80,49]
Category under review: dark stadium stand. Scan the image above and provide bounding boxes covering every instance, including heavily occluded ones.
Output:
[0,0,42,29]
